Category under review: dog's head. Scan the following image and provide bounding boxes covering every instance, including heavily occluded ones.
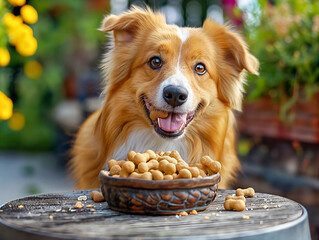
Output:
[100,6,259,139]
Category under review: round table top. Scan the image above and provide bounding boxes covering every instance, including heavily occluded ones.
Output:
[0,189,311,240]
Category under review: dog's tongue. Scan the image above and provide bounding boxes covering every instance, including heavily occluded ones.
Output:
[159,112,187,132]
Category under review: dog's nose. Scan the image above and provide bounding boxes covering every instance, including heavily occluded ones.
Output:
[163,85,188,107]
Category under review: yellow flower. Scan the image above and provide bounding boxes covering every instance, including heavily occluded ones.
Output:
[20,5,38,24]
[24,60,43,79]
[0,91,13,120]
[15,36,37,56]
[0,48,10,66]
[8,23,33,46]
[8,112,25,131]
[3,13,23,28]
[8,0,25,7]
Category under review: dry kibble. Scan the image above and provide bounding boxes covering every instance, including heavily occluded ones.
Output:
[225,195,246,203]
[151,170,164,180]
[149,106,168,121]
[163,175,174,180]
[198,169,207,177]
[108,159,118,169]
[158,160,176,175]
[200,156,221,174]
[119,161,135,177]
[108,150,217,180]
[127,150,136,161]
[132,153,147,165]
[170,150,182,161]
[77,195,87,201]
[90,191,105,202]
[187,167,200,177]
[236,187,255,197]
[163,151,171,156]
[129,172,152,180]
[178,211,188,216]
[117,160,127,167]
[138,159,159,173]
[224,199,245,211]
[108,159,126,169]
[190,163,207,176]
[176,161,189,171]
[158,156,178,165]
[176,163,200,178]
[159,160,169,170]
[109,165,121,176]
[177,169,192,179]
[189,209,198,215]
[157,151,164,156]
[74,201,84,209]
[145,149,156,160]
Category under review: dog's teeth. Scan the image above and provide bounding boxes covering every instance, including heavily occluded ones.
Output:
[157,118,161,128]
[179,122,185,131]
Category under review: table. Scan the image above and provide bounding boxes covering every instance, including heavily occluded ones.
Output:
[0,189,311,239]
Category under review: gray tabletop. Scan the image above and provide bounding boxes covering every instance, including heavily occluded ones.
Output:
[0,189,311,240]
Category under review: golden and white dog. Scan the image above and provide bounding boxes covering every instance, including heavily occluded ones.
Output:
[71,7,259,189]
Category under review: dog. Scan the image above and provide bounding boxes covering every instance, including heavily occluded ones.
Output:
[70,6,259,189]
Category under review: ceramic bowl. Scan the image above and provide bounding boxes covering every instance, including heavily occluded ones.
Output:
[99,170,220,215]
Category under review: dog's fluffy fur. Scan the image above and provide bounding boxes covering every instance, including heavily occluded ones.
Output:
[70,7,259,189]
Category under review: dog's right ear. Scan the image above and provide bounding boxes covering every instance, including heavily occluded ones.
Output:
[100,14,136,43]
[100,6,165,44]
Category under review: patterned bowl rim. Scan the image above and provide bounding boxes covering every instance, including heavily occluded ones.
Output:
[99,170,220,190]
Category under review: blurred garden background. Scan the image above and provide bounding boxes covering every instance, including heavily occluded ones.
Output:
[0,0,319,238]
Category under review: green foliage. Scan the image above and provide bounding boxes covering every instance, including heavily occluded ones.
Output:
[0,0,106,151]
[244,0,319,119]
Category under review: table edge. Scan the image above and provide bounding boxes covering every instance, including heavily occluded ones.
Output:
[0,191,311,240]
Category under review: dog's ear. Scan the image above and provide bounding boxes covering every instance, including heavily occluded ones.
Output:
[203,19,259,110]
[99,6,166,92]
[100,6,165,44]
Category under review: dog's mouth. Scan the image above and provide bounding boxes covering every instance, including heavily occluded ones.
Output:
[142,96,196,138]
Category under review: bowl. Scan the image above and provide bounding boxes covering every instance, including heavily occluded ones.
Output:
[99,170,220,215]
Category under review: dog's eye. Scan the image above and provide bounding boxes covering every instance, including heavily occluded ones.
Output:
[194,63,206,75]
[149,56,162,69]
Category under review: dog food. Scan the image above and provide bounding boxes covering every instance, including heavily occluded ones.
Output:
[225,195,246,203]
[177,211,188,216]
[90,190,104,202]
[107,150,220,180]
[224,199,245,211]
[138,160,159,173]
[74,201,84,209]
[150,170,164,180]
[200,156,221,174]
[189,209,198,215]
[129,172,152,180]
[149,105,168,121]
[236,187,255,197]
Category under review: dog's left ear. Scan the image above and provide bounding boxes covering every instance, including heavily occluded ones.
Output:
[203,19,259,110]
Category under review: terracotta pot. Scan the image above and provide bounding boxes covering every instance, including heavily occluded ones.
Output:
[239,93,319,143]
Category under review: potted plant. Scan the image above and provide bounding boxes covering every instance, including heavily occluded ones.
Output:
[240,0,319,143]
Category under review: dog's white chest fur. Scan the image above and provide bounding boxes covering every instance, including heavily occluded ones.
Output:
[111,129,188,162]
